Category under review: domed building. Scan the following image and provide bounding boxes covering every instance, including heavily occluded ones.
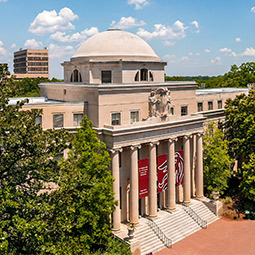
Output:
[38,29,248,254]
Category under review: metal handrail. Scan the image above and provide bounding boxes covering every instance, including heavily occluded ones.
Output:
[147,219,172,248]
[183,206,207,229]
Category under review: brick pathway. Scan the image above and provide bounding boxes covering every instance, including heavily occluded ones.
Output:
[155,217,255,255]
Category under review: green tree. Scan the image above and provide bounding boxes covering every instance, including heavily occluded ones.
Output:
[203,122,233,195]
[239,153,255,203]
[0,76,69,254]
[224,89,255,160]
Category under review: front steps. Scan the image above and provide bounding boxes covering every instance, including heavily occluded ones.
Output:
[134,199,219,255]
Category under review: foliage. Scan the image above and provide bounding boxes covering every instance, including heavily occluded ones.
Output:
[203,122,233,195]
[224,196,233,204]
[44,116,117,254]
[0,76,69,254]
[224,89,255,160]
[239,153,255,203]
[0,63,10,79]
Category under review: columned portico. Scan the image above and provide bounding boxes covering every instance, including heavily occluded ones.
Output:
[167,138,177,211]
[149,141,159,218]
[196,133,204,198]
[183,135,192,204]
[111,148,122,231]
[130,145,141,224]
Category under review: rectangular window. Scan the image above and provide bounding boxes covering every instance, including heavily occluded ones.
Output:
[170,107,174,115]
[73,113,83,126]
[101,71,112,83]
[35,116,42,126]
[181,106,188,116]
[111,113,121,125]
[119,151,122,168]
[130,111,139,123]
[197,102,203,112]
[53,114,64,128]
[208,101,213,110]
[218,100,222,109]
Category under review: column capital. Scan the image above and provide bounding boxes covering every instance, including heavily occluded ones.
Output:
[110,148,123,154]
[168,137,178,143]
[184,134,193,140]
[149,141,159,147]
[197,132,204,137]
[130,144,141,150]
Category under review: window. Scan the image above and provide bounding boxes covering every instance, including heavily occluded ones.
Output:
[181,106,188,116]
[208,101,213,110]
[218,100,222,109]
[73,113,83,126]
[101,71,112,83]
[170,107,174,115]
[70,69,82,82]
[119,151,122,168]
[35,116,42,126]
[53,114,64,128]
[140,68,148,81]
[197,102,203,112]
[149,72,154,81]
[130,111,139,123]
[135,71,139,81]
[111,113,121,125]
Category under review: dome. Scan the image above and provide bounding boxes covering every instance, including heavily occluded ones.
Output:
[72,29,160,61]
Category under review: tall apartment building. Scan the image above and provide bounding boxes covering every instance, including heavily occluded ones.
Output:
[13,48,49,79]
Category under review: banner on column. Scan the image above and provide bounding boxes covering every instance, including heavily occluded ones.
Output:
[175,150,184,186]
[157,154,168,193]
[138,158,149,199]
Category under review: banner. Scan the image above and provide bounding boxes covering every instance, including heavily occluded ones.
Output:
[175,150,184,186]
[138,158,149,199]
[157,154,168,193]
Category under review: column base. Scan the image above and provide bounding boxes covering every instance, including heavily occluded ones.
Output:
[167,207,177,213]
[112,228,121,233]
[183,201,191,206]
[196,195,204,200]
[148,214,158,220]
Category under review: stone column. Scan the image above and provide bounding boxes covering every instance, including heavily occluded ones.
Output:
[167,138,177,211]
[149,141,159,218]
[183,135,192,204]
[196,133,204,198]
[130,145,141,224]
[111,148,122,231]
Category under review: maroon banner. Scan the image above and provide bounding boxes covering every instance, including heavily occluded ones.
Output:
[138,158,149,199]
[175,150,184,186]
[157,154,168,193]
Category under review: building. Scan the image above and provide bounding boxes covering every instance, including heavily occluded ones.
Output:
[15,29,248,254]
[13,48,49,79]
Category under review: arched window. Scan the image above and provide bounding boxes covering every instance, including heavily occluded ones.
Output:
[149,72,154,81]
[140,68,148,81]
[70,69,82,82]
[135,71,139,81]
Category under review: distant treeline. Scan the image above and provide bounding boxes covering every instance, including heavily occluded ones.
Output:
[165,62,255,89]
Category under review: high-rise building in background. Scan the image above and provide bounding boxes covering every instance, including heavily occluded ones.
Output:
[13,48,49,79]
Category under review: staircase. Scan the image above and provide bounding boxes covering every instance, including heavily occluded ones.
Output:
[134,200,219,255]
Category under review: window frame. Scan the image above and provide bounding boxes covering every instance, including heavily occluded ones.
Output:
[101,70,112,83]
[73,113,84,126]
[111,112,121,125]
[218,100,223,109]
[197,102,203,112]
[130,110,139,124]
[181,105,188,116]
[53,113,64,128]
[208,101,213,111]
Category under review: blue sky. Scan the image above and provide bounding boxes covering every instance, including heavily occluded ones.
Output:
[1,0,255,78]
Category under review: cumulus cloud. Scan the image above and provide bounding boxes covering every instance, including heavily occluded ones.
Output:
[241,47,255,56]
[230,52,237,57]
[163,41,175,46]
[10,43,17,49]
[137,20,187,45]
[48,43,75,59]
[210,56,221,64]
[204,49,210,53]
[0,0,8,2]
[163,54,176,59]
[190,20,200,33]
[110,16,146,29]
[29,7,78,36]
[196,52,200,56]
[128,0,149,10]
[50,27,98,43]
[0,41,8,56]
[181,56,189,62]
[235,37,241,42]
[251,7,255,12]
[219,47,232,53]
[24,39,43,49]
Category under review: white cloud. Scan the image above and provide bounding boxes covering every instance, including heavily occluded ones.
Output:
[0,41,8,56]
[251,7,255,12]
[10,43,17,49]
[128,0,149,10]
[204,49,210,53]
[230,52,237,57]
[50,27,98,43]
[219,47,232,53]
[189,52,193,56]
[181,56,189,62]
[210,56,221,64]
[137,20,187,44]
[0,0,8,2]
[163,41,175,46]
[163,54,176,59]
[29,7,78,36]
[48,43,75,59]
[241,47,255,56]
[235,37,241,42]
[110,16,146,29]
[24,39,43,49]
[190,20,200,33]
[196,52,200,56]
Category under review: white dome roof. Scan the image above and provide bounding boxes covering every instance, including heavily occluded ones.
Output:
[72,29,160,61]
